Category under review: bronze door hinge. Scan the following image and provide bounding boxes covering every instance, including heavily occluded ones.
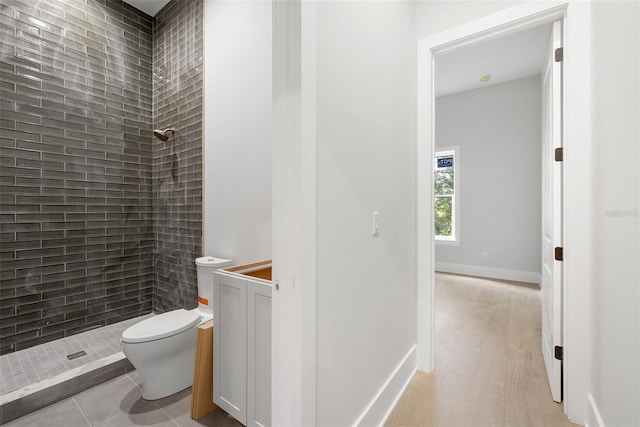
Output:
[555,247,564,261]
[554,345,564,361]
[555,147,563,162]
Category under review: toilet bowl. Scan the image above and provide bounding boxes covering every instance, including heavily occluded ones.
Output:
[121,256,232,400]
[121,308,208,400]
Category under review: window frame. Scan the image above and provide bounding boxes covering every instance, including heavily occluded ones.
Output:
[434,146,460,246]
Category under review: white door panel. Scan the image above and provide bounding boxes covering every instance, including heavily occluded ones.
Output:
[541,19,563,403]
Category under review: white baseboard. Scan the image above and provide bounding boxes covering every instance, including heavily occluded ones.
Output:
[435,262,541,285]
[587,393,606,427]
[353,345,417,427]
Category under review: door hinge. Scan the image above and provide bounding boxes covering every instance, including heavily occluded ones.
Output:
[555,147,563,162]
[554,247,564,261]
[554,345,564,361]
[555,47,564,62]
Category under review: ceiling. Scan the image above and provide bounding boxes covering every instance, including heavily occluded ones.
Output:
[122,2,549,97]
[435,23,551,97]
[123,0,171,17]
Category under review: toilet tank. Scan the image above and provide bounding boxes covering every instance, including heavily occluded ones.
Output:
[195,256,232,313]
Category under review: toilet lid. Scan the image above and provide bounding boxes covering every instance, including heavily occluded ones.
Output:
[121,309,201,344]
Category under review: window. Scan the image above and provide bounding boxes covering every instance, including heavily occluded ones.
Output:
[434,147,459,244]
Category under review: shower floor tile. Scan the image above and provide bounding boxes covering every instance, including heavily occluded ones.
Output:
[0,315,152,396]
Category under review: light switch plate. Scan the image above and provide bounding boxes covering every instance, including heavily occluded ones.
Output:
[372,211,380,237]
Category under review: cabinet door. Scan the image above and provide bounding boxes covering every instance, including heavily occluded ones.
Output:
[247,280,272,427]
[214,272,247,425]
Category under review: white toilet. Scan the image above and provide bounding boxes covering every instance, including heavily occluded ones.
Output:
[121,256,232,400]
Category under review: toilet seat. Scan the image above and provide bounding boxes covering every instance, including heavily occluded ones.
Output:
[121,309,201,344]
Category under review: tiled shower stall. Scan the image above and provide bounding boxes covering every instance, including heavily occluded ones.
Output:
[0,0,204,413]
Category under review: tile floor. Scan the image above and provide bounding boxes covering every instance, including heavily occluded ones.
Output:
[0,315,152,396]
[3,370,242,427]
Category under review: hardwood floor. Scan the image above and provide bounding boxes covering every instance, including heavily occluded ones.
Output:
[386,273,578,427]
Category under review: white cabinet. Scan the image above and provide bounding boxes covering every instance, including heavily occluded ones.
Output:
[246,280,272,426]
[213,272,247,423]
[213,262,272,427]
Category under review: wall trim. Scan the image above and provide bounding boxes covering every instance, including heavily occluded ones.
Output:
[435,262,541,285]
[272,0,318,425]
[587,393,606,427]
[354,345,417,427]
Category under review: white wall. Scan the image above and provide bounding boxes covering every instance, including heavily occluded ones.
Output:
[415,0,525,40]
[589,1,640,426]
[435,76,541,282]
[314,2,417,425]
[202,0,271,264]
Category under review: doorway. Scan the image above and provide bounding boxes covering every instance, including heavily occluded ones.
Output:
[431,15,560,405]
[416,2,593,424]
[433,14,551,373]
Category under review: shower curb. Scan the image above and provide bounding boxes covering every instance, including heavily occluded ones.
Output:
[0,352,134,425]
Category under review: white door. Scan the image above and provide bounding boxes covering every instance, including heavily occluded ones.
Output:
[541,20,563,403]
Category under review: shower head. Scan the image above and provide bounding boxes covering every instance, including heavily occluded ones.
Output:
[153,127,176,141]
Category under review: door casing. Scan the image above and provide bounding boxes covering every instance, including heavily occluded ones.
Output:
[416,1,592,424]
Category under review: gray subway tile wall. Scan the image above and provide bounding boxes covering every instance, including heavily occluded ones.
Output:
[152,0,204,313]
[0,0,184,355]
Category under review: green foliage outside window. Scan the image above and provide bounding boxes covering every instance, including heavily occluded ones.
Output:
[435,155,454,237]
[435,196,452,236]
